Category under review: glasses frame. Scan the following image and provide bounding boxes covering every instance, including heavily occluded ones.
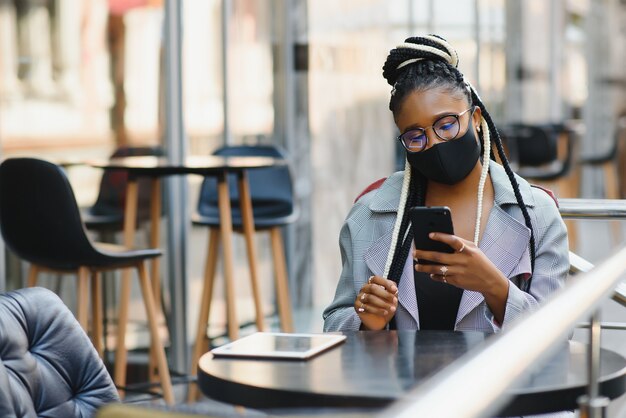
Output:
[397,107,475,153]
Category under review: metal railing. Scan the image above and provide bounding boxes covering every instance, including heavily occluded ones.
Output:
[381,199,626,418]
[561,198,626,309]
[559,198,626,220]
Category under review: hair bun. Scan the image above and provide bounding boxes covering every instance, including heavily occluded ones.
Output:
[382,34,459,86]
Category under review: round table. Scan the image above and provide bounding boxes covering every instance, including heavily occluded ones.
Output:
[197,330,626,416]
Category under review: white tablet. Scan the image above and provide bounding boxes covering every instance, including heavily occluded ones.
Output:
[210,332,347,360]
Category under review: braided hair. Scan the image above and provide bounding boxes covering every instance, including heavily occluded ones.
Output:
[381,35,536,291]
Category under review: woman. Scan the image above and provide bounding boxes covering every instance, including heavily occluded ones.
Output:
[323,35,569,333]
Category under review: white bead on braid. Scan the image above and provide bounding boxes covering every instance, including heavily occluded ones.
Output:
[474,116,491,245]
[467,81,491,245]
[383,160,412,279]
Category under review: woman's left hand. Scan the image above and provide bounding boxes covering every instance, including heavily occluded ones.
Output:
[413,232,508,297]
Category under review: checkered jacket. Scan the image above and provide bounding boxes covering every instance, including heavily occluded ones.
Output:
[323,161,570,333]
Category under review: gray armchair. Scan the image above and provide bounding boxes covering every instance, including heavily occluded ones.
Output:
[0,287,119,417]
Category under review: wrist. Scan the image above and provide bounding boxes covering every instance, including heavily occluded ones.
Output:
[483,271,509,302]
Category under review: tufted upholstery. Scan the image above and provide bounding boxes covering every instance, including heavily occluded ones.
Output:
[0,287,119,417]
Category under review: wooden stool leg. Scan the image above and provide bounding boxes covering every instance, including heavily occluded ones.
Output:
[270,227,293,332]
[115,179,138,396]
[217,173,239,341]
[188,228,220,402]
[604,162,623,244]
[148,178,164,383]
[114,271,131,397]
[91,270,104,358]
[27,265,39,287]
[238,172,265,331]
[77,266,90,332]
[136,261,174,404]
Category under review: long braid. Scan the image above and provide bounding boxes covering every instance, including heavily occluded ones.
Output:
[387,170,426,284]
[470,89,537,278]
[382,34,537,291]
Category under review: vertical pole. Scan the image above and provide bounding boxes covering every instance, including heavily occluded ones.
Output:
[163,0,188,373]
[577,310,610,418]
[549,0,563,122]
[272,0,312,308]
[0,0,5,291]
[407,0,415,36]
[0,135,3,292]
[474,0,481,91]
[282,0,297,306]
[504,0,524,123]
[222,0,232,146]
[427,0,435,32]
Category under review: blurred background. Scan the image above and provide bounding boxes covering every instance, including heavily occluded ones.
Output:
[0,0,625,411]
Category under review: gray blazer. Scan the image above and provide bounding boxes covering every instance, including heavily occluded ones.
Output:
[323,161,570,332]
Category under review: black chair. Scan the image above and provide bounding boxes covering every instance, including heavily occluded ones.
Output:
[0,157,174,404]
[500,123,580,249]
[83,145,165,232]
[188,145,297,400]
[0,287,119,417]
[578,116,626,200]
[500,123,577,186]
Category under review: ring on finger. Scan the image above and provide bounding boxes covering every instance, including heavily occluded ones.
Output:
[440,266,448,277]
[357,302,365,313]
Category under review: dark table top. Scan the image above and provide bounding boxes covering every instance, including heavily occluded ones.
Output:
[88,155,283,177]
[197,330,626,416]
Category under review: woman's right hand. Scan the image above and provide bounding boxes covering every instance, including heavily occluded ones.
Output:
[355,275,399,330]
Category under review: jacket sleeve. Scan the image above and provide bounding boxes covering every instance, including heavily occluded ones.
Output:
[486,188,570,330]
[322,211,363,332]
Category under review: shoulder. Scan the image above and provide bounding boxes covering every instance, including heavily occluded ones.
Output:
[342,172,404,232]
[354,177,387,203]
[530,184,559,208]
[528,184,560,214]
[353,171,405,208]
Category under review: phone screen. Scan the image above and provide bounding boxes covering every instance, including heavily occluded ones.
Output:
[409,206,455,265]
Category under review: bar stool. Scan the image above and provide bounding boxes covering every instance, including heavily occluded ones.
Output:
[0,158,174,404]
[83,145,164,233]
[188,145,298,401]
[578,117,625,200]
[578,116,626,244]
[500,123,580,249]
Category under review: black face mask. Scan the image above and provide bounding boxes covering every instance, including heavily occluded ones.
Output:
[406,125,480,185]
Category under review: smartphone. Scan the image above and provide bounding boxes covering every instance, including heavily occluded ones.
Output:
[409,206,455,265]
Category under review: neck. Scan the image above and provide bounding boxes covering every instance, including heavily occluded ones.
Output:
[425,161,488,205]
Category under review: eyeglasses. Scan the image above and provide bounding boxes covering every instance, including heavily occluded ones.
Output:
[397,107,475,153]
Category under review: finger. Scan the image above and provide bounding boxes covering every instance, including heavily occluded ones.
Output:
[429,273,449,284]
[415,263,455,277]
[358,301,393,317]
[367,275,399,296]
[367,283,397,303]
[413,249,454,265]
[427,232,456,245]
[415,263,445,274]
[361,293,397,311]
[429,233,470,253]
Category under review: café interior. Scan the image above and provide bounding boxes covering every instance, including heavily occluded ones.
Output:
[0,0,626,417]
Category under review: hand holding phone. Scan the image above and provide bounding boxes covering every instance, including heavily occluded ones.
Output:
[409,206,455,265]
